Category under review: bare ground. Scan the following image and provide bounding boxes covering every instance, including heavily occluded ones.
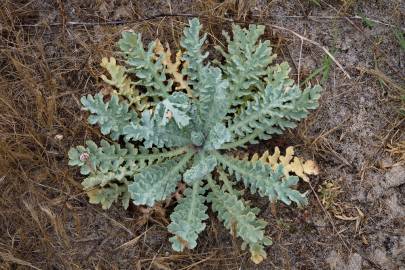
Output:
[0,0,404,269]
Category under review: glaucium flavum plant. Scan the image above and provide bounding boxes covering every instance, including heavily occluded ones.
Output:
[68,18,321,264]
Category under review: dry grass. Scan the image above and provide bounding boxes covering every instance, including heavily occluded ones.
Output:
[1,0,404,269]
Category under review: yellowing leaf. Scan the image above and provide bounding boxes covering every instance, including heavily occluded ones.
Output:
[155,40,192,97]
[100,57,150,112]
[87,188,101,204]
[250,247,267,264]
[254,146,319,182]
[100,57,131,91]
[251,254,264,264]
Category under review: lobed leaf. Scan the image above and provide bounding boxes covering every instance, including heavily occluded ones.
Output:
[204,123,232,150]
[158,92,191,128]
[81,94,137,140]
[154,40,192,96]
[207,176,272,264]
[69,140,189,209]
[168,181,208,251]
[197,66,230,130]
[68,139,128,176]
[87,182,130,210]
[215,152,308,206]
[225,72,322,148]
[100,57,150,112]
[183,153,217,184]
[128,151,194,206]
[252,146,319,182]
[123,109,192,148]
[218,24,275,106]
[118,32,171,97]
[180,18,208,95]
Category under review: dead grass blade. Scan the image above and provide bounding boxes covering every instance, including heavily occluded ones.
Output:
[114,227,152,250]
[307,181,350,252]
[12,13,352,80]
[357,66,405,94]
[0,251,42,270]
[40,205,71,248]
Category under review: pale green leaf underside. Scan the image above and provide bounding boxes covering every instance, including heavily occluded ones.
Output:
[218,24,275,105]
[123,109,192,148]
[197,66,229,130]
[180,18,207,93]
[205,123,232,150]
[225,75,321,148]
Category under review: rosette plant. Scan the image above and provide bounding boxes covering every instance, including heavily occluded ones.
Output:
[69,18,321,263]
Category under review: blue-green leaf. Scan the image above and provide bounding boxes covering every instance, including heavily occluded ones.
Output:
[205,123,232,150]
[183,154,217,184]
[128,152,193,206]
[168,181,208,251]
[180,18,208,95]
[158,92,191,128]
[81,94,136,140]
[214,152,308,206]
[207,176,272,263]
